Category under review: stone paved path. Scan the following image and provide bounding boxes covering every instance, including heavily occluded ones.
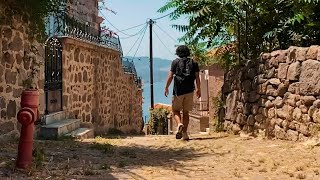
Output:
[1,133,320,179]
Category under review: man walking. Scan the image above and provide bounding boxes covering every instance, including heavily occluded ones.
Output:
[165,45,201,140]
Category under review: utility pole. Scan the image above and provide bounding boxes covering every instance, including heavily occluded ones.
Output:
[149,19,155,110]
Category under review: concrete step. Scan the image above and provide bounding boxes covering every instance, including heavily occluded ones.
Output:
[39,119,81,140]
[43,111,67,125]
[65,128,94,140]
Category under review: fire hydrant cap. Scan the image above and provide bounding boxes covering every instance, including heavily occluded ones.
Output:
[17,108,35,126]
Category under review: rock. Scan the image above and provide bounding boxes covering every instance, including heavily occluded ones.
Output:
[242,80,252,92]
[236,113,247,125]
[236,102,244,113]
[5,69,17,85]
[298,124,310,136]
[262,53,271,60]
[306,45,319,60]
[232,124,241,135]
[249,91,260,103]
[276,83,288,97]
[274,125,286,140]
[251,104,259,115]
[265,100,274,108]
[299,134,308,142]
[312,109,320,123]
[299,82,319,96]
[241,92,249,103]
[296,47,309,61]
[299,105,309,114]
[266,85,277,96]
[275,118,283,126]
[287,46,297,63]
[244,103,252,115]
[268,96,276,101]
[269,57,280,68]
[301,114,311,123]
[313,100,320,108]
[296,101,302,107]
[288,121,299,130]
[255,114,265,123]
[247,68,257,79]
[287,130,299,141]
[301,96,316,106]
[268,78,281,86]
[283,105,294,119]
[274,97,284,108]
[275,50,287,63]
[225,91,239,121]
[300,60,320,83]
[7,100,16,119]
[0,121,15,134]
[257,75,267,84]
[287,62,301,81]
[265,67,275,79]
[282,120,289,130]
[293,107,302,121]
[257,82,267,94]
[288,82,300,94]
[9,34,23,51]
[277,110,287,120]
[284,93,298,107]
[278,63,289,79]
[247,115,255,126]
[268,108,276,118]
[308,106,316,118]
[258,98,268,107]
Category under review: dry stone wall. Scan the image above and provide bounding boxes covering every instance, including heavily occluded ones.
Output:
[222,46,320,141]
[0,16,45,140]
[61,38,143,134]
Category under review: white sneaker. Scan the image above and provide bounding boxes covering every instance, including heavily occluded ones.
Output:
[182,132,190,141]
[176,123,184,139]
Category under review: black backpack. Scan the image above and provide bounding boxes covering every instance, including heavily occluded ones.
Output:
[174,57,194,84]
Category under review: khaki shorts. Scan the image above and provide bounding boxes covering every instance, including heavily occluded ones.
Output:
[172,92,194,112]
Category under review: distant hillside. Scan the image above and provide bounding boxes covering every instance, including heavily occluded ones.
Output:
[125,56,172,83]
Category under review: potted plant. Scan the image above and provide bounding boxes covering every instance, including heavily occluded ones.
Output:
[21,44,43,120]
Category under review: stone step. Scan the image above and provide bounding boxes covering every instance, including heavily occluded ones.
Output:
[39,119,81,140]
[65,128,94,140]
[43,111,67,125]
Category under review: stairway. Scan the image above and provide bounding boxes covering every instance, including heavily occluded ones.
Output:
[39,111,94,140]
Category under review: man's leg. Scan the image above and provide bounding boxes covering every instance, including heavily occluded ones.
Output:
[182,110,189,133]
[181,92,194,140]
[172,95,183,139]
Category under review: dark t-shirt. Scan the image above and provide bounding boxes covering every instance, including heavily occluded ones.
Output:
[171,58,200,96]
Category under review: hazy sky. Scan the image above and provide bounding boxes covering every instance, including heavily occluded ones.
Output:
[99,0,188,60]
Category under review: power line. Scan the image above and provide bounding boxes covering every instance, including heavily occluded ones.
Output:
[125,25,148,56]
[99,10,138,37]
[120,24,148,39]
[117,22,147,33]
[154,23,177,43]
[152,13,171,21]
[153,29,175,55]
[131,26,148,60]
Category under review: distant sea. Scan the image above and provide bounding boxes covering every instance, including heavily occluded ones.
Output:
[142,81,173,122]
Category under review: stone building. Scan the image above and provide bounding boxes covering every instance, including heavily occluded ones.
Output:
[0,3,143,140]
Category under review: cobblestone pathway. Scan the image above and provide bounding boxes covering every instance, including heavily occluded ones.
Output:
[1,133,320,179]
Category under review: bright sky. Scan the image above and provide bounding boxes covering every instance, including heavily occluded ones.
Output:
[99,0,188,60]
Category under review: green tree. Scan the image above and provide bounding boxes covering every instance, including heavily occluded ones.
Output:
[159,0,320,65]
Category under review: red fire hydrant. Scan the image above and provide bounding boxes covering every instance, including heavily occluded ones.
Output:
[16,90,39,169]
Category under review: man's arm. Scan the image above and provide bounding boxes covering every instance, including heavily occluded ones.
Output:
[165,71,173,97]
[195,72,201,98]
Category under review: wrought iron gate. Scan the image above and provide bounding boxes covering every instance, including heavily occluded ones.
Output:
[44,37,63,114]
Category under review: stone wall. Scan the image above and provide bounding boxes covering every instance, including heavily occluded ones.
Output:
[0,21,143,139]
[61,38,143,134]
[222,46,320,141]
[0,16,45,140]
